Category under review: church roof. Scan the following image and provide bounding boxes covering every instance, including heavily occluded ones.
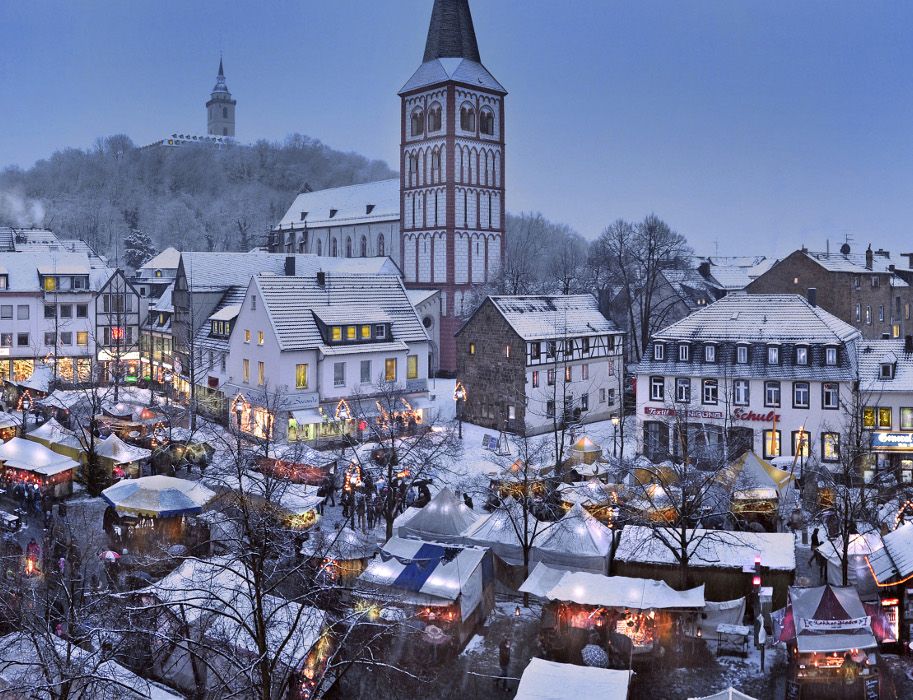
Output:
[423,0,481,62]
[276,179,400,229]
[400,57,505,95]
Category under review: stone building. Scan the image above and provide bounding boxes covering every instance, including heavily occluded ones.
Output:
[206,58,236,137]
[456,295,623,436]
[746,245,913,340]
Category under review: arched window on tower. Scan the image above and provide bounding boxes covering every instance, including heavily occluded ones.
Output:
[331,239,338,257]
[480,107,495,136]
[411,108,425,137]
[360,236,367,257]
[431,150,441,184]
[460,103,476,132]
[428,102,442,132]
[345,237,352,258]
[378,235,385,257]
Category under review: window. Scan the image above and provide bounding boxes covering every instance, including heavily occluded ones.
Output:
[530,342,541,360]
[428,103,442,132]
[251,294,256,310]
[825,346,837,366]
[881,362,895,379]
[733,379,750,406]
[334,362,345,387]
[345,238,352,258]
[295,364,308,389]
[653,343,665,361]
[865,306,872,324]
[360,236,367,257]
[221,353,226,371]
[581,364,589,380]
[581,337,590,353]
[407,355,418,379]
[60,332,71,345]
[76,332,88,346]
[547,341,557,358]
[855,304,861,322]
[599,388,606,403]
[361,325,371,339]
[377,235,385,257]
[863,406,876,428]
[872,276,880,288]
[360,360,371,384]
[244,329,251,343]
[901,407,913,431]
[702,379,718,405]
[460,103,476,131]
[608,388,616,404]
[764,381,781,407]
[532,371,539,388]
[375,325,386,339]
[678,344,690,362]
[822,433,840,462]
[257,331,264,346]
[795,346,808,365]
[879,407,892,429]
[60,305,72,318]
[480,107,494,135]
[793,381,810,408]
[242,359,250,383]
[704,344,716,363]
[767,346,780,365]
[410,108,424,136]
[43,277,55,292]
[563,340,574,356]
[257,361,265,386]
[44,305,55,319]
[736,345,748,364]
[564,366,572,382]
[581,393,589,411]
[384,358,397,382]
[879,305,885,322]
[468,342,475,355]
[650,377,664,401]
[893,324,901,338]
[547,369,556,386]
[793,431,810,457]
[0,306,11,319]
[0,334,9,347]
[76,304,88,318]
[853,275,861,289]
[44,332,55,346]
[675,378,690,403]
[763,430,781,458]
[346,326,356,341]
[504,345,511,358]
[16,333,28,347]
[546,400,556,418]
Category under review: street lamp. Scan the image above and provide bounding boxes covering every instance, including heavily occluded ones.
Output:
[453,382,467,439]
[19,392,31,437]
[611,415,620,458]
[232,394,246,456]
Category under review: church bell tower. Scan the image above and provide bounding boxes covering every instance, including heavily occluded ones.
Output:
[399,0,506,374]
[206,57,236,137]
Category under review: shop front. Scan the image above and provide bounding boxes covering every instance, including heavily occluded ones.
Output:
[870,431,913,484]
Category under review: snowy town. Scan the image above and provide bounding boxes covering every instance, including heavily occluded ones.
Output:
[0,0,910,698]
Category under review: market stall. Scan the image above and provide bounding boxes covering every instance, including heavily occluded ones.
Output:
[722,451,795,532]
[396,487,480,544]
[25,418,83,461]
[568,436,604,466]
[777,585,880,699]
[486,460,553,501]
[815,530,883,597]
[0,436,79,499]
[300,525,376,582]
[864,522,913,651]
[95,433,152,479]
[530,503,613,575]
[256,443,337,486]
[557,480,620,525]
[521,567,704,664]
[0,412,20,443]
[357,536,494,649]
[101,475,216,550]
[206,472,324,530]
[514,658,631,700]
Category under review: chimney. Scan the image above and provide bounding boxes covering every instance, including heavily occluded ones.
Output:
[316,271,326,287]
[865,245,873,270]
[806,288,817,307]
[875,248,890,259]
[698,261,711,279]
[902,253,913,270]
[906,335,913,354]
[284,256,295,276]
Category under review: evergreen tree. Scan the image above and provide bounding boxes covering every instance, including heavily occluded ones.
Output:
[123,229,157,269]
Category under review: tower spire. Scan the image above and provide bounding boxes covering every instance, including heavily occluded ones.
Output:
[218,55,224,78]
[423,0,481,63]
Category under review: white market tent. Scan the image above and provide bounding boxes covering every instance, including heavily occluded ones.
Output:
[0,436,79,477]
[726,450,794,498]
[102,475,216,517]
[397,487,480,543]
[27,418,81,451]
[11,363,54,394]
[689,688,758,700]
[519,563,568,600]
[300,526,376,560]
[515,658,631,700]
[786,584,877,654]
[205,472,324,517]
[817,530,883,595]
[530,569,705,610]
[459,498,541,565]
[530,503,613,574]
[96,433,152,465]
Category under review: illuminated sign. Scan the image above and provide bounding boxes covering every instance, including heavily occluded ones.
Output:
[732,409,781,423]
[871,432,913,452]
[644,406,723,419]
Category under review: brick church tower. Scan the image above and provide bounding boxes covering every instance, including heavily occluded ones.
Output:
[399,0,506,375]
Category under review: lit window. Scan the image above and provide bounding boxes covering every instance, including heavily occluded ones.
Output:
[863,407,876,428]
[257,361,265,386]
[532,371,539,388]
[793,431,810,457]
[295,364,308,389]
[468,342,475,355]
[822,433,840,462]
[258,331,264,346]
[505,345,511,358]
[346,326,356,341]
[76,332,88,346]
[331,326,342,341]
[879,407,892,429]
[763,430,781,458]
[565,366,572,382]
[244,329,251,343]
[43,276,56,292]
[384,358,397,382]
[407,355,418,380]
[242,359,250,383]
[361,325,371,339]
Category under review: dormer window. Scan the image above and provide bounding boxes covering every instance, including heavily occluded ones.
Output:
[300,211,308,221]
[767,345,780,365]
[704,344,716,363]
[825,346,838,366]
[736,344,749,364]
[653,342,665,361]
[881,363,896,380]
[154,269,162,278]
[375,324,386,339]
[329,209,338,219]
[366,204,375,215]
[795,346,808,366]
[678,344,690,362]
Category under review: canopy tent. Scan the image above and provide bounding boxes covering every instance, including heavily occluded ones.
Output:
[569,436,603,465]
[396,487,480,543]
[519,562,568,601]
[515,659,631,700]
[725,450,794,497]
[699,598,747,638]
[866,522,913,586]
[96,433,152,465]
[358,536,492,619]
[534,569,705,610]
[8,363,53,394]
[817,531,883,595]
[530,503,613,574]
[689,688,758,700]
[25,418,83,461]
[0,436,79,477]
[459,498,540,565]
[300,526,376,561]
[778,585,877,653]
[102,475,216,517]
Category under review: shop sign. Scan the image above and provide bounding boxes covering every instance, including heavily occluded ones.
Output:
[871,432,913,452]
[732,408,781,423]
[800,616,870,632]
[644,406,723,419]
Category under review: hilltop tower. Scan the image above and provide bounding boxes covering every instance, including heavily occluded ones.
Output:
[206,58,236,137]
[399,0,506,374]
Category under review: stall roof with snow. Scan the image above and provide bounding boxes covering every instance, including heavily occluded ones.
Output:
[778,584,877,653]
[525,569,705,610]
[397,487,480,543]
[300,526,376,561]
[515,658,631,700]
[531,503,614,574]
[95,433,151,464]
[26,418,80,450]
[102,475,216,517]
[0,436,80,476]
[205,472,323,516]
[723,450,794,498]
[459,498,540,565]
[866,522,913,585]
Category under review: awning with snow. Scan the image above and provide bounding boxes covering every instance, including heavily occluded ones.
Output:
[537,569,705,610]
[396,487,480,543]
[778,585,877,653]
[0,436,79,477]
[515,658,631,700]
[102,475,216,517]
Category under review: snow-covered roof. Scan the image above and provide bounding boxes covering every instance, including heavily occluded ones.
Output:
[689,688,758,700]
[206,472,323,516]
[615,525,796,571]
[400,57,506,94]
[0,437,79,476]
[518,562,567,600]
[804,249,901,276]
[515,659,630,700]
[139,246,181,273]
[12,363,54,393]
[95,433,151,464]
[660,269,720,310]
[459,499,540,565]
[540,570,705,610]
[858,339,913,392]
[866,522,913,584]
[207,304,241,322]
[300,526,376,560]
[788,584,877,653]
[537,503,613,559]
[150,282,174,313]
[276,179,399,229]
[27,418,81,449]
[405,288,439,306]
[466,295,619,341]
[101,475,216,517]
[254,273,428,353]
[653,294,861,344]
[397,487,480,542]
[142,557,326,667]
[723,451,795,497]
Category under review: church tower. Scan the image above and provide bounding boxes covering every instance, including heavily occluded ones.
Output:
[206,58,236,137]
[399,0,506,374]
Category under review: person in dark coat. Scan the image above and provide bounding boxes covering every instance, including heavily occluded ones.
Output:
[463,492,474,510]
[498,638,511,691]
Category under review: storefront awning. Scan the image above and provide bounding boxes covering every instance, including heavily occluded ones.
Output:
[291,409,322,425]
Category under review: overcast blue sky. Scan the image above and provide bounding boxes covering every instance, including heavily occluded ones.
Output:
[1,1,911,255]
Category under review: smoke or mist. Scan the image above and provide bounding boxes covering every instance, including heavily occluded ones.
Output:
[0,189,46,227]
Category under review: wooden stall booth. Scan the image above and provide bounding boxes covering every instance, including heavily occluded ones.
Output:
[300,525,377,584]
[0,436,79,499]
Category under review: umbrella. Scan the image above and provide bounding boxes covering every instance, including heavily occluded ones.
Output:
[101,475,216,517]
[581,644,609,668]
[98,550,120,562]
[423,625,449,645]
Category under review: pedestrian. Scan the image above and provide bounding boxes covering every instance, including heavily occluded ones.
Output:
[463,491,474,510]
[356,491,367,532]
[316,481,327,516]
[498,637,511,691]
[406,486,416,509]
[367,493,376,530]
[374,492,385,528]
[325,475,337,507]
[809,526,822,565]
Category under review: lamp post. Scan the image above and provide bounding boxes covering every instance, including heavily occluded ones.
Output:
[453,382,466,440]
[611,415,620,458]
[233,395,245,457]
[20,393,31,437]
